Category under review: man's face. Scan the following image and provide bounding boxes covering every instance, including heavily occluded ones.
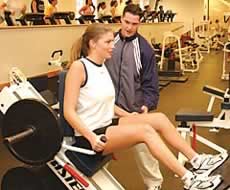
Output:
[121,12,140,37]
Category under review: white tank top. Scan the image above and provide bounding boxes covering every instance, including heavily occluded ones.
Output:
[75,57,115,136]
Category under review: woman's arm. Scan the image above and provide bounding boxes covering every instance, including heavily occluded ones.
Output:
[111,7,115,17]
[78,5,87,15]
[64,61,97,143]
[21,4,26,14]
[31,0,37,13]
[0,2,6,10]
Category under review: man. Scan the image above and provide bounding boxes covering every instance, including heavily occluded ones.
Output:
[105,4,162,190]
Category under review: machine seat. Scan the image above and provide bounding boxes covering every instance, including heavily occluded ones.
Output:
[65,146,112,177]
[176,109,214,122]
[203,85,225,98]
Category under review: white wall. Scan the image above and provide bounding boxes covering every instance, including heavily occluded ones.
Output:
[157,0,204,32]
[209,0,230,26]
[0,22,183,83]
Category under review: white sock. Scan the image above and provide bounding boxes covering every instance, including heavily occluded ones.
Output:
[182,170,195,189]
[190,154,201,169]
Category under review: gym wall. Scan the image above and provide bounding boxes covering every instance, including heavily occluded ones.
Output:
[0,22,184,84]
[160,0,204,32]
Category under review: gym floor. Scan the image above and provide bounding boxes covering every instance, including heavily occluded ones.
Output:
[0,50,229,189]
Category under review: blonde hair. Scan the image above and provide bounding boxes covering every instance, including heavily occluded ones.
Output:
[68,24,113,68]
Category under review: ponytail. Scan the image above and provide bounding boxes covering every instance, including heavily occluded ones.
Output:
[97,3,101,11]
[68,37,83,68]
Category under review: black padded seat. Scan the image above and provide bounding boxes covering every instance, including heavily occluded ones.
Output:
[159,76,188,83]
[65,147,112,177]
[176,109,214,122]
[159,80,170,87]
[203,85,225,98]
[221,102,230,109]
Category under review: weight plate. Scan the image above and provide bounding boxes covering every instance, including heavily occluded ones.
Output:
[2,99,63,165]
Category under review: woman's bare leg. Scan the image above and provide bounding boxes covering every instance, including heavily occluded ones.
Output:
[103,123,187,177]
[119,113,197,161]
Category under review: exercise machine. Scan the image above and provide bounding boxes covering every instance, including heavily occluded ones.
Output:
[180,37,203,73]
[175,85,230,189]
[222,42,230,80]
[44,11,75,25]
[159,32,188,82]
[176,84,230,166]
[48,49,68,68]
[16,13,46,25]
[0,68,125,190]
[3,10,14,26]
[194,21,211,54]
[76,15,96,24]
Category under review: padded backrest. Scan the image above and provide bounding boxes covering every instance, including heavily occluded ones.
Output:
[58,70,75,136]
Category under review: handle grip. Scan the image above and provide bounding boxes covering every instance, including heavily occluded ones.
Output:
[100,135,107,143]
[51,50,63,58]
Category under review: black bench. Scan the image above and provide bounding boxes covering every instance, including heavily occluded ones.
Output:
[176,108,214,122]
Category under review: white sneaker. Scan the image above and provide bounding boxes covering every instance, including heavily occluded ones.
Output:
[192,152,229,176]
[148,186,161,190]
[184,174,222,190]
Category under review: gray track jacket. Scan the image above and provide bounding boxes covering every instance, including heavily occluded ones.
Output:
[105,31,159,112]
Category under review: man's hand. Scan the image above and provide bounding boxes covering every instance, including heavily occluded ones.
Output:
[140,105,148,113]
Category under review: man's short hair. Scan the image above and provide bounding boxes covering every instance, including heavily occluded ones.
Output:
[122,4,143,19]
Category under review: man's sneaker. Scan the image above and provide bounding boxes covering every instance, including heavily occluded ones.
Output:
[192,152,229,176]
[148,186,161,190]
[184,174,222,190]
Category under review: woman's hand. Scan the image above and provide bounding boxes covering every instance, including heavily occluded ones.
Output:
[90,134,107,152]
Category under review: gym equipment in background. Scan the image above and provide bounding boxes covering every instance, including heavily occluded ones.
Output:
[51,12,75,25]
[158,32,188,82]
[222,42,230,80]
[48,49,68,68]
[175,85,230,189]
[176,84,230,165]
[16,13,46,25]
[76,15,96,24]
[180,35,203,73]
[3,10,14,26]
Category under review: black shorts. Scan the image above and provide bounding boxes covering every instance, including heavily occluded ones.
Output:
[74,118,119,150]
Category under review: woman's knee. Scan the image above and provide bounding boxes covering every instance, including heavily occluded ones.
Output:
[141,124,158,139]
[154,112,169,121]
[150,112,173,131]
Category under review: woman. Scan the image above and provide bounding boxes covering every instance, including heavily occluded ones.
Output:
[97,1,107,19]
[44,0,57,17]
[78,0,95,16]
[65,24,228,190]
[31,0,44,13]
[110,0,118,18]
[44,0,60,24]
